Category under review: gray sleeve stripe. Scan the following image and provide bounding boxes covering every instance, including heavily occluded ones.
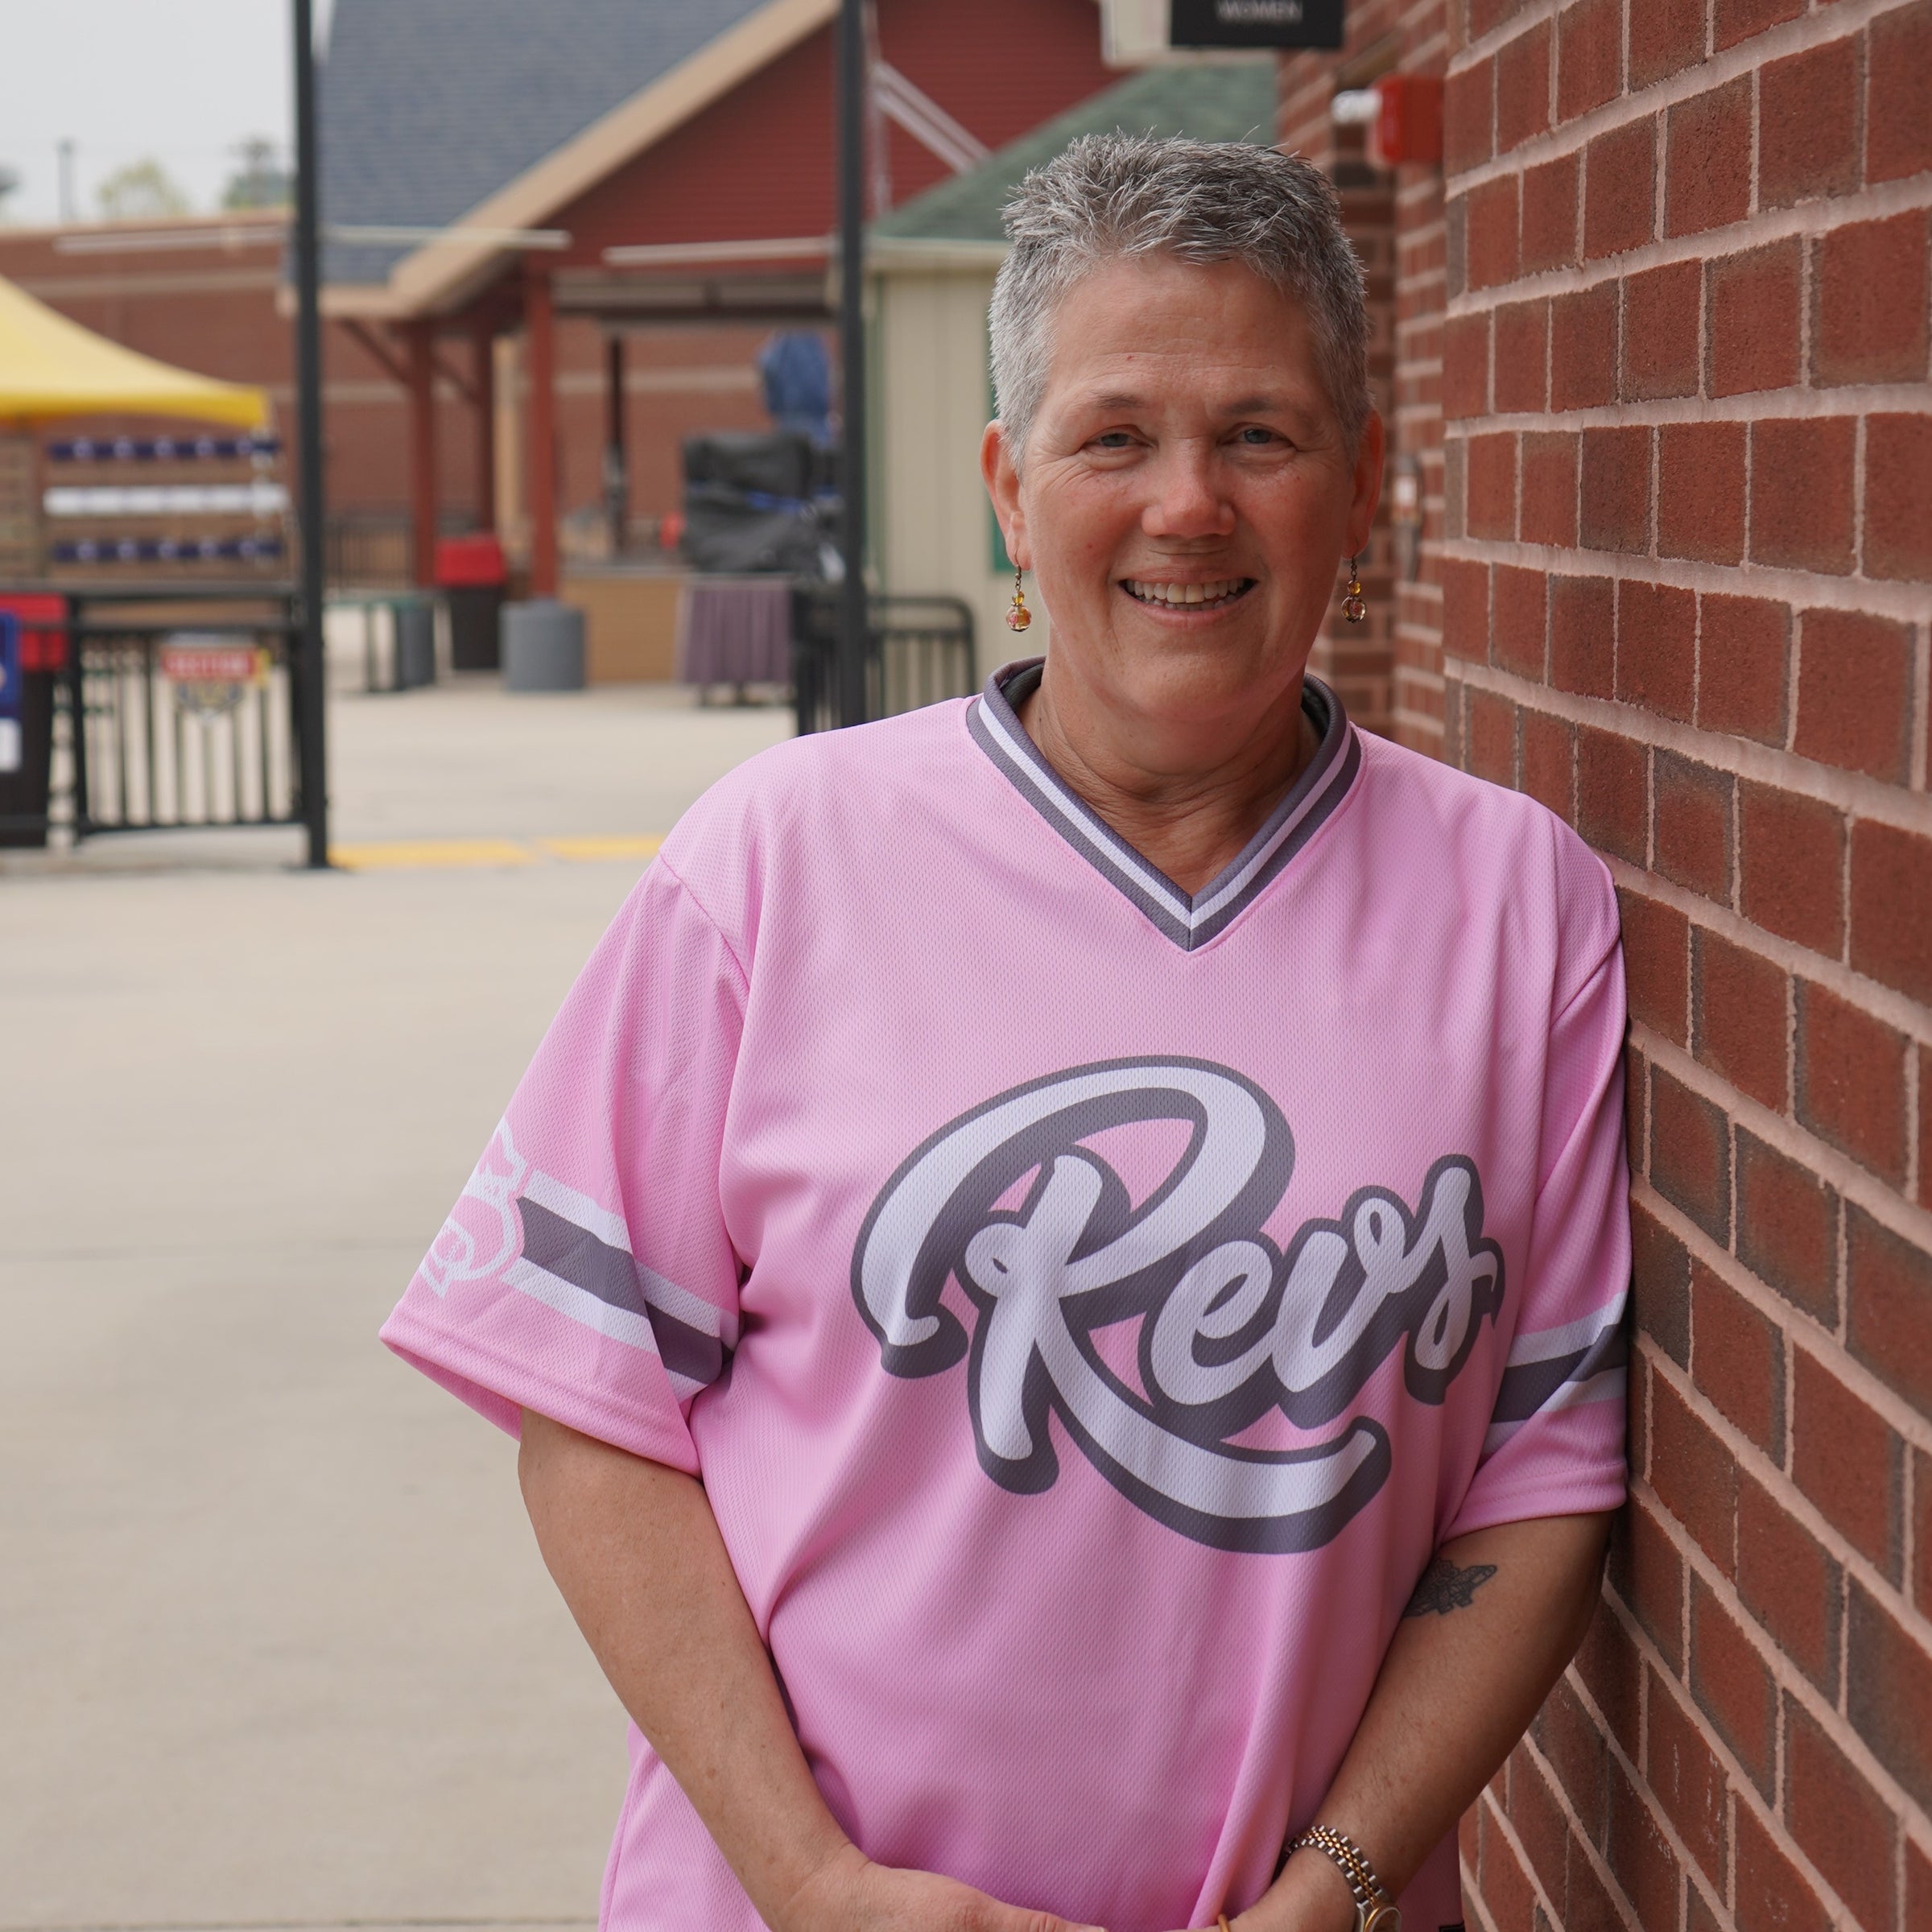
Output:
[1492,1319,1628,1423]
[516,1197,726,1389]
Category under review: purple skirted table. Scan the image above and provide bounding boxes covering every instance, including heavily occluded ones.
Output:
[675,576,793,691]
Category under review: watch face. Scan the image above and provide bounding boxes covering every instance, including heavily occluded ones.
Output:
[1361,1906,1402,1932]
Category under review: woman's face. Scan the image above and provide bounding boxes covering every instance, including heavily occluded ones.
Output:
[984,253,1382,743]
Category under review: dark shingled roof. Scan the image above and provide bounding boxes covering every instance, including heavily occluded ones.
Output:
[871,60,1280,247]
[320,0,770,287]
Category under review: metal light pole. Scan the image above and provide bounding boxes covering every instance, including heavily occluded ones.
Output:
[292,0,329,865]
[834,0,869,729]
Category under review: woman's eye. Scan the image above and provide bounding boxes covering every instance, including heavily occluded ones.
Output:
[1092,431,1136,450]
[1236,426,1282,447]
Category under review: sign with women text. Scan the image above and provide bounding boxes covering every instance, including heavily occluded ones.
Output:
[1170,0,1346,50]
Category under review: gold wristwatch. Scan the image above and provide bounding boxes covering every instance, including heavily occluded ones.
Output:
[1291,1825,1403,1932]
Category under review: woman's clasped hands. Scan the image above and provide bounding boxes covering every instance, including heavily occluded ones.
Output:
[777,1845,1110,1932]
[774,1843,1351,1932]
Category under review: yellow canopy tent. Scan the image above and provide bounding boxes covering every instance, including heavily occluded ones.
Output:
[0,272,267,429]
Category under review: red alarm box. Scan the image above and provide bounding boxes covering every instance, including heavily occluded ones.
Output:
[1373,75,1445,167]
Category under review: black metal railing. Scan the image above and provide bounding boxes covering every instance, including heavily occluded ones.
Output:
[326,514,414,588]
[324,510,481,589]
[0,584,312,847]
[792,588,976,735]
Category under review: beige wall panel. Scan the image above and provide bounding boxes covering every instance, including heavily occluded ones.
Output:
[560,568,684,683]
[877,270,1050,689]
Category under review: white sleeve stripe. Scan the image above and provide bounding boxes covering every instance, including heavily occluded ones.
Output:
[1505,1294,1629,1367]
[522,1167,739,1345]
[1480,1366,1625,1459]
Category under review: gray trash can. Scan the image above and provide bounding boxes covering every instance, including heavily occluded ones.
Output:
[502,599,586,692]
[394,597,436,688]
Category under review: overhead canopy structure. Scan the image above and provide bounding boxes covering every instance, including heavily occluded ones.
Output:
[871,59,1280,258]
[0,273,268,429]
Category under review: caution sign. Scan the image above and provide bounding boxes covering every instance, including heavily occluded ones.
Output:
[160,639,270,719]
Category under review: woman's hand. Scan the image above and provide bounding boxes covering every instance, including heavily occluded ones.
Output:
[779,1842,1108,1932]
[1219,1852,1359,1932]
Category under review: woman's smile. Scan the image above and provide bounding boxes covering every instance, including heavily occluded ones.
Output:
[1120,576,1258,612]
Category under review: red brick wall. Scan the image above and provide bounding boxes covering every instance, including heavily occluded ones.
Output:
[1282,6,1451,754]
[1428,0,1932,1919]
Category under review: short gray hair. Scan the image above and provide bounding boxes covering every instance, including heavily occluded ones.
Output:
[989,134,1371,466]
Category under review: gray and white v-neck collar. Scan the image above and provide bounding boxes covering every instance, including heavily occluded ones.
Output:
[966,658,1360,953]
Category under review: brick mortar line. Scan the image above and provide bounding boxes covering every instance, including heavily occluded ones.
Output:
[1630,1022,1932,1261]
[1550,1630,1747,1930]
[1455,1852,1504,1932]
[1604,852,1932,1049]
[1402,26,1450,68]
[1440,382,1932,428]
[1565,1586,1866,1930]
[1636,1298,1932,1629]
[1443,165,1932,320]
[1445,167,1932,303]
[1909,1044,1924,1220]
[1913,630,1932,796]
[1629,1170,1932,1472]
[1627,1457,1932,1864]
[1443,654,1932,831]
[1471,1779,1576,1929]
[1445,0,1905,159]
[1514,1728,1661,1930]
[1436,541,1932,634]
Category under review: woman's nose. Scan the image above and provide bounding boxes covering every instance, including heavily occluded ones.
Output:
[1141,449,1235,540]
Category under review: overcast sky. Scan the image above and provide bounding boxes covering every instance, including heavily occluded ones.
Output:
[0,0,338,227]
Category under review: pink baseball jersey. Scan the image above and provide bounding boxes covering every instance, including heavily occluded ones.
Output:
[382,663,1629,1932]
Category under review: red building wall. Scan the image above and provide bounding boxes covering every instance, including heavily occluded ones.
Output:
[0,0,1117,581]
[551,0,1115,260]
[0,217,770,566]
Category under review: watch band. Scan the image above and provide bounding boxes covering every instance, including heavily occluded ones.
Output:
[1291,1825,1402,1931]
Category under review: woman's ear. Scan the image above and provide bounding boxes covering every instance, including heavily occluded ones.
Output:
[980,420,1027,569]
[1344,410,1386,559]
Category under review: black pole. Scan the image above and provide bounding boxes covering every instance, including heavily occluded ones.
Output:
[605,332,627,558]
[834,0,869,729]
[292,0,329,866]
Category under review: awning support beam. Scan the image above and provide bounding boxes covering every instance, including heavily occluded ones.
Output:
[407,320,438,588]
[341,317,410,390]
[525,266,559,598]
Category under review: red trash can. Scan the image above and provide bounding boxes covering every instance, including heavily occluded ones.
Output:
[435,534,507,671]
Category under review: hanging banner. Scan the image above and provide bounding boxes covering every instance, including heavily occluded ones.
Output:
[1170,0,1346,49]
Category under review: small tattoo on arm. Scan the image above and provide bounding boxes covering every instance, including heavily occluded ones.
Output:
[1402,1556,1499,1617]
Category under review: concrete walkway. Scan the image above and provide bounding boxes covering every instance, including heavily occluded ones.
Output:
[0,680,791,1931]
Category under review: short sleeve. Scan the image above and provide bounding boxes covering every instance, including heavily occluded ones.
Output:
[1444,851,1631,1540]
[379,859,746,1473]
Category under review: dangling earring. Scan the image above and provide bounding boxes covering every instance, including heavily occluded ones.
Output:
[1342,554,1366,624]
[1006,562,1032,633]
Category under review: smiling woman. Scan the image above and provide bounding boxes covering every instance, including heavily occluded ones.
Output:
[980,139,1382,898]
[381,137,1629,1932]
